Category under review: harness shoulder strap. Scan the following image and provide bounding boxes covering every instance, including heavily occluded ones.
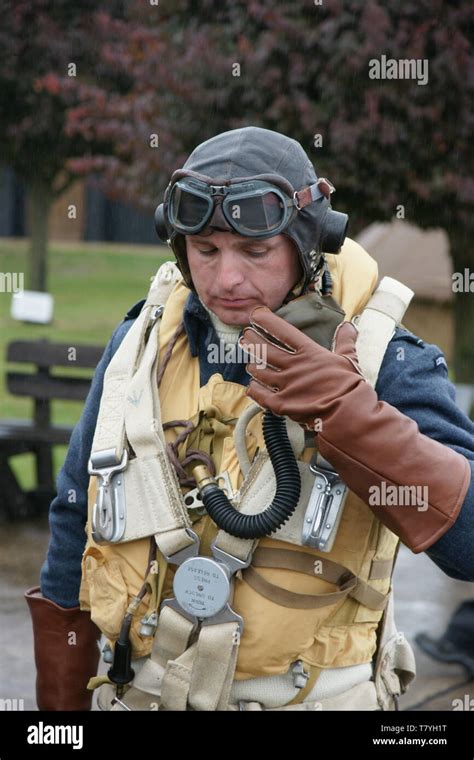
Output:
[88,260,189,551]
[355,276,414,388]
[355,277,417,707]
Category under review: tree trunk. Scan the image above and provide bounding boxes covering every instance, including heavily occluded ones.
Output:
[28,179,53,292]
[449,228,474,384]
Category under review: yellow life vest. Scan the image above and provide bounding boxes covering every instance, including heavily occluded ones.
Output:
[80,238,399,681]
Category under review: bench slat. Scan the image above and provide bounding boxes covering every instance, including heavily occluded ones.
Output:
[7,340,104,368]
[0,420,73,445]
[7,373,93,401]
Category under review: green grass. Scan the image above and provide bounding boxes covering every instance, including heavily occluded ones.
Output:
[0,238,171,489]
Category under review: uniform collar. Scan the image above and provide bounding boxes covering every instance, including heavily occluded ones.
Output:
[183,291,214,357]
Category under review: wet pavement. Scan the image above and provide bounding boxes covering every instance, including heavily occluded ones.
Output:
[0,518,51,710]
[1,518,473,711]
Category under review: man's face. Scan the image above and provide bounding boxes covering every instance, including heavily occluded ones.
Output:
[186,231,303,325]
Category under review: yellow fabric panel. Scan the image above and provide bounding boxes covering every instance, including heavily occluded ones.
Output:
[326,237,379,321]
[80,476,155,659]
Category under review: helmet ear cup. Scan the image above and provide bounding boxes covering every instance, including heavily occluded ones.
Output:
[155,198,195,290]
[321,209,349,253]
[154,203,169,242]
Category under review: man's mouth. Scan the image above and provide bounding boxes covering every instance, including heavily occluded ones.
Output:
[218,297,253,305]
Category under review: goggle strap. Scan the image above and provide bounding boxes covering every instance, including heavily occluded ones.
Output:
[295,178,335,210]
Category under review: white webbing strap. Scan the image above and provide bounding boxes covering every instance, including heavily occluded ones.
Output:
[125,604,196,704]
[124,317,167,454]
[160,644,199,711]
[91,303,156,459]
[91,260,182,459]
[153,605,196,664]
[121,314,194,553]
[187,622,241,711]
[157,619,240,711]
[126,614,240,711]
[373,588,416,709]
[89,261,194,551]
[355,276,414,388]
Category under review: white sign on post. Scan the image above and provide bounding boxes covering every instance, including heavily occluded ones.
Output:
[11,290,54,324]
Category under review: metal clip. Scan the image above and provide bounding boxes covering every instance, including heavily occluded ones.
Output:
[88,448,129,543]
[302,454,348,552]
[150,304,164,323]
[102,643,114,664]
[139,611,158,637]
[292,660,310,689]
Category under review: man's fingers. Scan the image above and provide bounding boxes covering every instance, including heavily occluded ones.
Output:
[332,321,358,356]
[245,378,279,410]
[239,328,285,370]
[247,306,300,353]
[331,322,363,375]
[246,360,281,387]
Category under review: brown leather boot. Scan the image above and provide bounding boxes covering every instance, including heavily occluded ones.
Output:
[25,586,101,711]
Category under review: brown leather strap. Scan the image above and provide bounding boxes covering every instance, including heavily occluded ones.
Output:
[295,178,334,208]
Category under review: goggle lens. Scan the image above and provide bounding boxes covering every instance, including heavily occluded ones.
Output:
[231,192,285,234]
[171,186,211,229]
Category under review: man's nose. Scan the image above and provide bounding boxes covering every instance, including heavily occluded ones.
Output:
[215,251,246,290]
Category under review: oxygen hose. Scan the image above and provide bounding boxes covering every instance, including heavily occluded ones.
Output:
[193,410,301,539]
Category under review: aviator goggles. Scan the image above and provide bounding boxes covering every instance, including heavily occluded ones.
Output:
[165,169,334,239]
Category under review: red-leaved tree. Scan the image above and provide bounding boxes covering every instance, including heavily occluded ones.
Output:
[8,0,474,379]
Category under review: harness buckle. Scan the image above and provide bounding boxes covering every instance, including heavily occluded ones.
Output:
[302,453,349,552]
[160,530,249,635]
[88,448,129,544]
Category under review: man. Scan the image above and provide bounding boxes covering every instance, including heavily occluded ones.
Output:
[25,126,474,712]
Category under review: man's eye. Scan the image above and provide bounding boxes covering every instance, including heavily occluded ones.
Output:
[197,249,216,255]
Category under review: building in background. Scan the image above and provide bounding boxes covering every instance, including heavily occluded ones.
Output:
[0,168,156,246]
[356,219,454,363]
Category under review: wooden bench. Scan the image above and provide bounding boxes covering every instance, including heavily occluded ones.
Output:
[0,338,105,519]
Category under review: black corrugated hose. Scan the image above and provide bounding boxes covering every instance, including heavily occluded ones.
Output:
[200,410,301,538]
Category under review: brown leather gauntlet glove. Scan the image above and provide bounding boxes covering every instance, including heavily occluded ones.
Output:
[239,307,471,553]
[25,586,101,710]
